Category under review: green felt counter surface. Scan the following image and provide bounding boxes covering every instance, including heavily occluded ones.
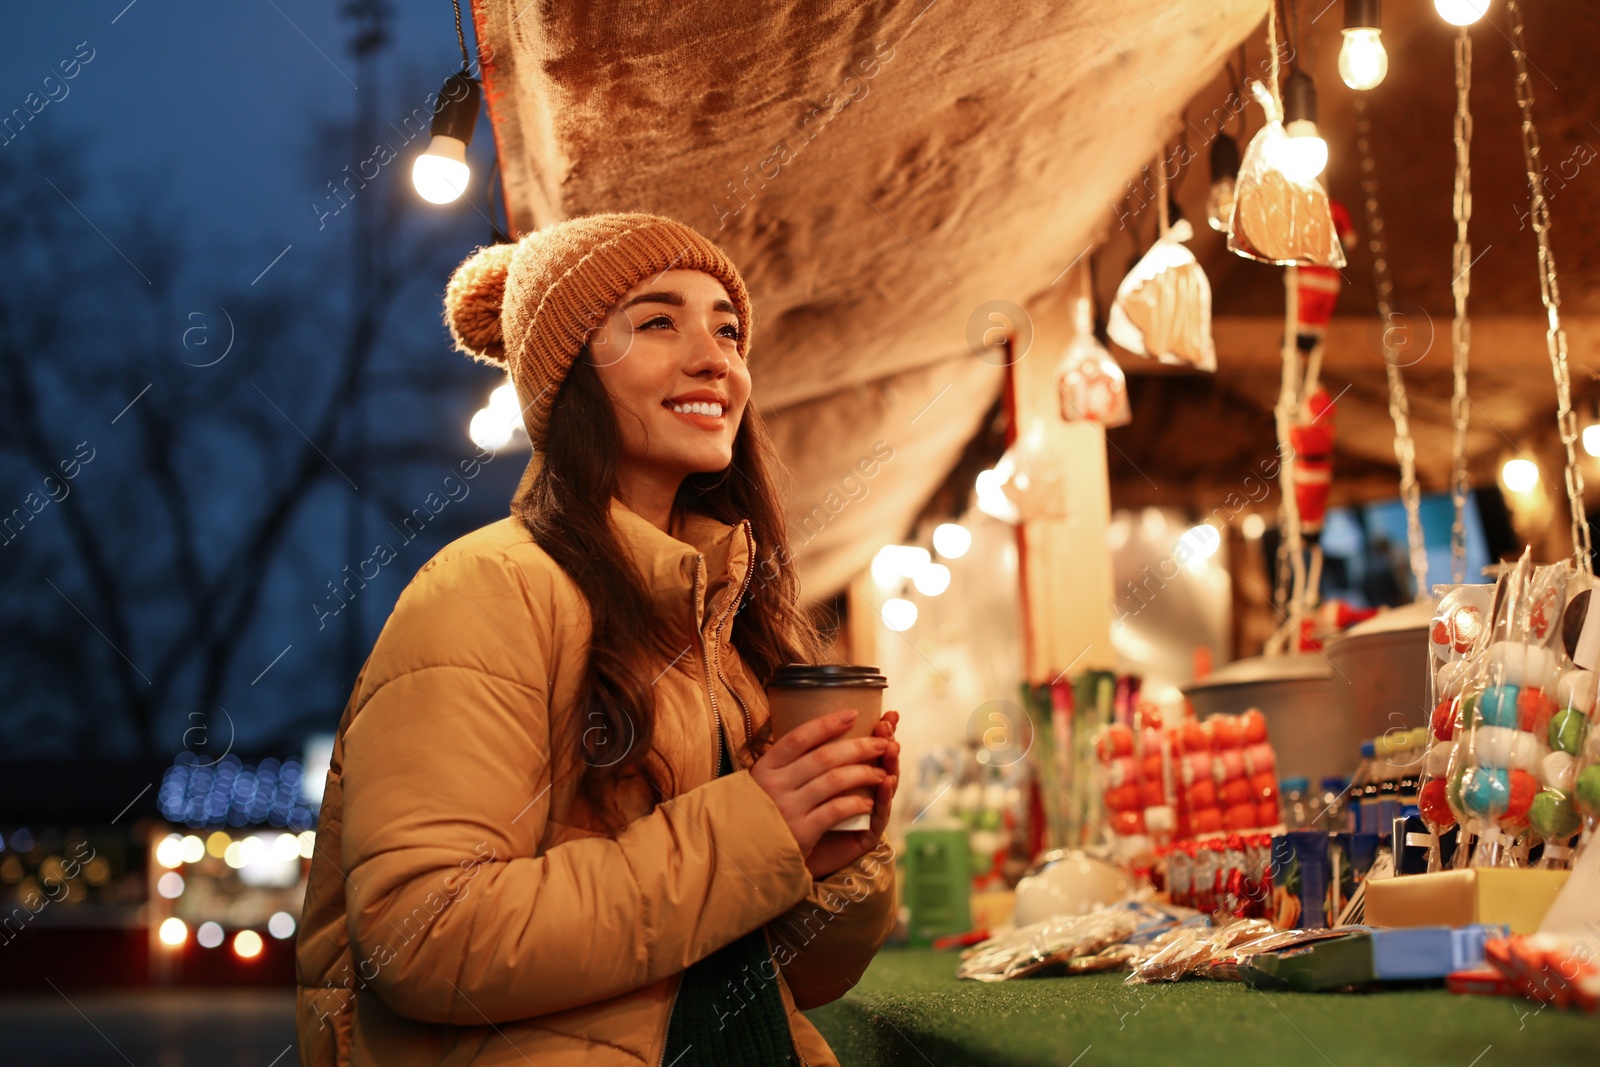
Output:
[803,946,1597,1066]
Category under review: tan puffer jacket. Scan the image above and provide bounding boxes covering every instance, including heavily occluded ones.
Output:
[295,498,897,1066]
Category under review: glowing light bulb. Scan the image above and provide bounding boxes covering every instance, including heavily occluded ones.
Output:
[268,911,297,940]
[881,598,918,632]
[469,407,514,451]
[1267,121,1329,183]
[1435,0,1489,26]
[197,921,224,949]
[1501,458,1539,494]
[413,135,470,204]
[912,563,951,597]
[154,834,185,869]
[233,929,264,959]
[1339,28,1389,90]
[158,917,188,947]
[932,523,972,559]
[1583,423,1600,458]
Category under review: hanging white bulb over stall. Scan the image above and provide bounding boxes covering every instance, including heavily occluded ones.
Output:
[413,71,481,204]
[1339,0,1389,91]
[1265,70,1329,182]
[1435,0,1489,26]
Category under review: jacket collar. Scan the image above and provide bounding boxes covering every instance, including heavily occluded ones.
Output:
[607,498,754,636]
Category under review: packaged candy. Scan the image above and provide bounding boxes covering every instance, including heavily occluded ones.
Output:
[1457,554,1583,867]
[1056,283,1131,428]
[1106,216,1216,373]
[1225,81,1347,269]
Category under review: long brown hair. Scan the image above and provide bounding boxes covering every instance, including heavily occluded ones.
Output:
[513,350,824,830]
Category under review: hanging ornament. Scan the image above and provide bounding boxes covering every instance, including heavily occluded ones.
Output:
[1107,163,1216,372]
[1228,77,1346,268]
[994,420,1070,522]
[1056,262,1131,427]
[1294,199,1356,352]
[1288,387,1338,544]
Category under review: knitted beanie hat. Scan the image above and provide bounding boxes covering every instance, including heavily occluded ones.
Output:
[441,213,753,451]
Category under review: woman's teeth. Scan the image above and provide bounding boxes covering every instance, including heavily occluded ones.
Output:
[668,401,723,417]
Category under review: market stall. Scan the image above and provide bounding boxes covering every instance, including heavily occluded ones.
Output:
[439,0,1600,1052]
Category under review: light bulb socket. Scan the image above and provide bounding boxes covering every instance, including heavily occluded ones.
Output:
[1284,69,1318,126]
[1210,131,1241,182]
[1344,0,1380,31]
[430,70,482,146]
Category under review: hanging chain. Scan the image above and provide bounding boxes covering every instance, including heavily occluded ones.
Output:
[1354,94,1430,600]
[1506,0,1592,575]
[1448,27,1473,584]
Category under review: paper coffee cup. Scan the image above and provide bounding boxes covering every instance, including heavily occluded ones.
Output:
[766,664,888,832]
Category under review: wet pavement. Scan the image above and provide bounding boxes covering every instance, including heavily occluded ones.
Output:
[0,988,297,1066]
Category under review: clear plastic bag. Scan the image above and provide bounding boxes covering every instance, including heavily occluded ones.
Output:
[1418,584,1495,869]
[1455,553,1577,867]
[1226,81,1347,269]
[1125,918,1275,984]
[1554,572,1600,863]
[1106,218,1216,373]
[1056,293,1131,428]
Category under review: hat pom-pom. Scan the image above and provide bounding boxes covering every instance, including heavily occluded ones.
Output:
[443,241,517,364]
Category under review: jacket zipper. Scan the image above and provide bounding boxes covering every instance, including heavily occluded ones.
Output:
[654,970,684,1067]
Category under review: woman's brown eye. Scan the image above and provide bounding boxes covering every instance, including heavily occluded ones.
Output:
[640,315,672,330]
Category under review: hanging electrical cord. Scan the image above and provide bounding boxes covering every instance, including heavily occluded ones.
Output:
[1506,0,1592,575]
[1447,25,1473,584]
[1353,93,1429,600]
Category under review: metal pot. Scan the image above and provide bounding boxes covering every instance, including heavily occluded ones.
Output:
[1182,653,1353,782]
[1323,600,1433,747]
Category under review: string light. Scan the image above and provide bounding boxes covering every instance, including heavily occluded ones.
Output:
[1501,458,1539,494]
[414,1,482,205]
[1339,0,1388,91]
[1435,0,1490,26]
[1267,71,1329,182]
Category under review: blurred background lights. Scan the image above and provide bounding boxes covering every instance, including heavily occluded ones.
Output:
[912,562,951,597]
[156,872,185,899]
[298,830,317,859]
[871,545,932,592]
[1242,513,1266,540]
[154,834,185,869]
[1434,0,1489,26]
[158,917,188,947]
[206,831,231,858]
[1583,422,1600,458]
[159,753,312,832]
[881,597,918,632]
[268,911,297,940]
[931,522,972,559]
[197,921,225,949]
[1501,457,1539,494]
[233,929,264,960]
[179,835,205,864]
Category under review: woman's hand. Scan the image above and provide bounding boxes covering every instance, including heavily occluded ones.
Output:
[750,708,890,870]
[795,710,899,880]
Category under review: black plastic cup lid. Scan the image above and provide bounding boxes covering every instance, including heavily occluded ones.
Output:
[768,663,888,689]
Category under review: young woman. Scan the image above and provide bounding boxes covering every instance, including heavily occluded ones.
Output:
[296,213,901,1067]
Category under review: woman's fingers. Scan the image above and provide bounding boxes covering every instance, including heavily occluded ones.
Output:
[764,708,860,768]
[868,774,897,839]
[784,734,888,785]
[801,792,878,842]
[792,761,887,814]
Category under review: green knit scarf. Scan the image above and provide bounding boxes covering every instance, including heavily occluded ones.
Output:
[661,729,798,1066]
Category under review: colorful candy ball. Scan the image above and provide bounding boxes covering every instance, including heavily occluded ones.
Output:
[1209,717,1242,750]
[1502,769,1538,828]
[1517,688,1558,736]
[1426,740,1455,778]
[1239,708,1268,744]
[1419,777,1456,828]
[1548,707,1589,756]
[1256,800,1281,827]
[1541,750,1576,793]
[1575,764,1600,818]
[1111,809,1145,836]
[1477,685,1521,729]
[1528,789,1581,842]
[1431,698,1459,742]
[1221,803,1257,831]
[1555,668,1598,716]
[1462,766,1510,819]
[1097,723,1134,760]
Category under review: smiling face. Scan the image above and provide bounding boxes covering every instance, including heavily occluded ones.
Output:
[586,269,751,497]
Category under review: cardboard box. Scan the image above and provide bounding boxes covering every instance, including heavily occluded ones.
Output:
[1364,869,1570,934]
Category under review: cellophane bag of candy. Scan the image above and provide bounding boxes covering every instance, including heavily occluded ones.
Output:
[1419,582,1494,870]
[1454,553,1586,867]
[1554,569,1600,862]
